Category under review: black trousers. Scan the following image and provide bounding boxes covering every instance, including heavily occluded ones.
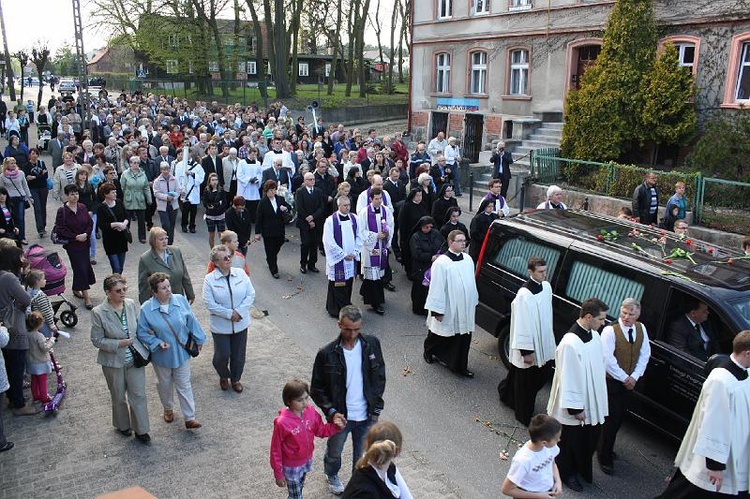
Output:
[423,331,472,373]
[498,361,553,426]
[557,423,601,483]
[212,329,247,383]
[129,209,146,241]
[598,378,631,466]
[158,206,178,245]
[2,348,27,409]
[299,226,321,268]
[658,468,749,498]
[181,203,198,230]
[326,278,353,318]
[263,236,284,274]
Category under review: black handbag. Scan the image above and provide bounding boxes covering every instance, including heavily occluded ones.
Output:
[51,206,69,245]
[129,345,151,367]
[105,203,132,244]
[6,175,30,209]
[159,311,200,358]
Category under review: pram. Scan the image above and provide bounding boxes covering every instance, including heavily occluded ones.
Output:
[43,351,66,416]
[37,124,51,151]
[25,244,78,328]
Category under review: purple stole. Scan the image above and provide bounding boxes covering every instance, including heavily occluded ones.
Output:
[332,213,358,284]
[484,192,505,210]
[367,187,389,206]
[367,206,388,272]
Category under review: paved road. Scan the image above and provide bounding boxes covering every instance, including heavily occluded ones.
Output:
[0,96,679,498]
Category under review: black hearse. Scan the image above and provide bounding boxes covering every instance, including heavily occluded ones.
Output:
[474,210,750,439]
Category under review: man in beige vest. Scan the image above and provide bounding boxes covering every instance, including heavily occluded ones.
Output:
[597,298,651,475]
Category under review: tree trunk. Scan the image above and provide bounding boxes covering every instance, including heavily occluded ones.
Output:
[345,3,356,97]
[356,0,371,98]
[388,0,398,90]
[273,0,290,98]
[244,0,268,101]
[288,0,303,95]
[0,0,15,101]
[326,4,343,95]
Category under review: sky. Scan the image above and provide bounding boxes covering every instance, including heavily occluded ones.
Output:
[2,0,395,57]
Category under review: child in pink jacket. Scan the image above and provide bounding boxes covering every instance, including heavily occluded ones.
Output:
[270,379,345,499]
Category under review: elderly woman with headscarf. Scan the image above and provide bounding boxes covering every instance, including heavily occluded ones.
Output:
[409,216,444,316]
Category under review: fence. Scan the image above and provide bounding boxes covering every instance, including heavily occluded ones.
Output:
[694,177,750,231]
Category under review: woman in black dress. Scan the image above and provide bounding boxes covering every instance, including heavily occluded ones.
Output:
[417,172,435,214]
[469,198,499,263]
[96,182,130,275]
[431,183,458,229]
[397,188,428,277]
[440,206,469,245]
[254,180,291,279]
[409,216,444,315]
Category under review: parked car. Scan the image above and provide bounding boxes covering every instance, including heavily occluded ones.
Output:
[58,79,76,92]
[474,209,750,439]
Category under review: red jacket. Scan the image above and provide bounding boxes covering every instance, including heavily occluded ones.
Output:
[270,405,341,480]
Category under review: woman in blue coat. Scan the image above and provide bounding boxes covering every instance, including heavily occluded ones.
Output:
[137,272,206,430]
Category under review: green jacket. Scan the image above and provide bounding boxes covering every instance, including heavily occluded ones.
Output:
[120,168,152,210]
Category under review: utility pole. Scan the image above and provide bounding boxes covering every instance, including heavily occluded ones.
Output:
[0,0,16,101]
[71,0,91,134]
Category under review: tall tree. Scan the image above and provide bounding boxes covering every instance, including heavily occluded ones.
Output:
[190,0,233,98]
[31,42,50,109]
[243,0,269,100]
[13,50,29,101]
[561,0,658,162]
[88,0,154,49]
[0,0,15,101]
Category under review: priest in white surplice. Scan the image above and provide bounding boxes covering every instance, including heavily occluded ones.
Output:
[323,196,362,318]
[658,330,750,498]
[358,187,393,316]
[498,256,556,426]
[547,298,609,493]
[235,148,263,222]
[423,230,479,378]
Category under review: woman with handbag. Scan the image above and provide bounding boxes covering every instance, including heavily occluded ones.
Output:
[90,274,151,444]
[97,183,130,275]
[137,272,206,430]
[0,244,38,416]
[120,155,152,244]
[0,157,33,245]
[23,148,50,238]
[253,180,291,278]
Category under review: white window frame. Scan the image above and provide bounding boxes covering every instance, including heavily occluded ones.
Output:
[509,49,529,95]
[470,51,487,95]
[247,61,257,75]
[509,0,532,11]
[188,61,194,74]
[168,34,179,48]
[474,0,490,15]
[166,59,179,74]
[435,53,451,93]
[438,0,452,19]
[208,61,219,73]
[325,63,332,77]
[675,42,696,71]
[299,62,310,77]
[736,42,750,101]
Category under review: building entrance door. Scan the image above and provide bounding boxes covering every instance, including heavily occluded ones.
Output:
[430,112,448,139]
[463,114,484,163]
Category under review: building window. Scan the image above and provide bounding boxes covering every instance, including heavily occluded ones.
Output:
[238,62,246,73]
[469,51,487,95]
[166,60,179,74]
[509,0,532,11]
[325,63,331,77]
[299,62,309,77]
[188,61,194,74]
[208,61,219,73]
[247,61,257,75]
[509,49,529,95]
[736,42,750,101]
[168,35,179,48]
[435,53,451,93]
[438,0,452,19]
[675,43,696,72]
[474,0,490,15]
[248,36,255,53]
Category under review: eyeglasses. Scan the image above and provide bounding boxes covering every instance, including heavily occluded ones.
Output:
[453,239,467,244]
[111,286,128,293]
[219,255,232,261]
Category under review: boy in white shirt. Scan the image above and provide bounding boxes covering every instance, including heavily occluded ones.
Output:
[502,414,563,498]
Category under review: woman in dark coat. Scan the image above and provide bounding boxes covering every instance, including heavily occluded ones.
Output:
[469,198,499,263]
[431,183,458,229]
[96,182,130,275]
[417,172,435,214]
[440,206,469,248]
[409,216,444,316]
[398,188,428,277]
[254,180,291,278]
[225,196,253,256]
[55,184,95,309]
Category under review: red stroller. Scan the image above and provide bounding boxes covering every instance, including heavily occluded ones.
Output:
[25,244,79,328]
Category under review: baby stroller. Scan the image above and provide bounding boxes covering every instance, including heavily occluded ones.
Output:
[43,351,66,416]
[25,244,78,328]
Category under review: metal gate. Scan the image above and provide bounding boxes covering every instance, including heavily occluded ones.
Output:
[463,114,484,163]
[430,112,448,139]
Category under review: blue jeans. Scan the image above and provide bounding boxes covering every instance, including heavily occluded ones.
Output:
[324,418,374,476]
[107,253,126,275]
[9,197,26,241]
[450,163,462,195]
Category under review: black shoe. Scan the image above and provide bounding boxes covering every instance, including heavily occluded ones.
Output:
[135,433,151,444]
[423,351,434,364]
[319,249,326,257]
[384,282,396,292]
[599,462,614,475]
[300,267,307,274]
[455,193,463,197]
[458,369,474,378]
[182,226,188,233]
[372,305,385,315]
[118,428,133,437]
[272,273,279,279]
[308,266,320,273]
[564,476,584,492]
[189,227,196,233]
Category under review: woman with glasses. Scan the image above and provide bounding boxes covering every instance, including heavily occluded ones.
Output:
[90,274,151,444]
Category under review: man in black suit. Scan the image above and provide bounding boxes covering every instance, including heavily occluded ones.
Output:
[667,300,716,361]
[261,157,292,189]
[155,146,175,174]
[201,143,221,192]
[383,166,407,259]
[632,172,659,225]
[491,142,514,199]
[295,172,326,274]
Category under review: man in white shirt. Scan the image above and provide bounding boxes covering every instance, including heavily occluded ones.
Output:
[443,136,462,196]
[356,173,393,213]
[597,298,651,475]
[262,137,294,171]
[427,131,447,162]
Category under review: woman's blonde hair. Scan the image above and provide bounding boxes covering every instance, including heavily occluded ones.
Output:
[356,440,398,469]
[148,226,168,249]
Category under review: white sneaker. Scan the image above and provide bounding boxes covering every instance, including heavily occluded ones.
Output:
[327,474,345,495]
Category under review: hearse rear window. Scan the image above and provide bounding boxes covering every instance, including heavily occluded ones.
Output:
[491,237,561,278]
[566,261,644,313]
